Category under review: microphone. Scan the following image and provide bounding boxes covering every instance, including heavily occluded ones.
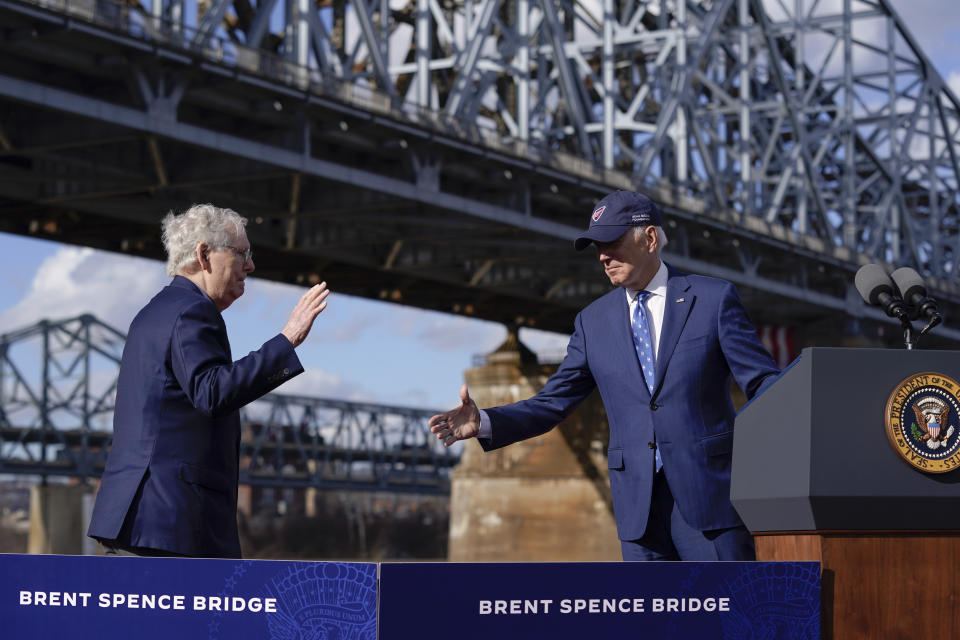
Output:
[890,267,943,333]
[854,264,907,319]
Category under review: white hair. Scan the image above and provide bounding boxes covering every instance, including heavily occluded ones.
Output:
[633,225,668,250]
[161,204,247,276]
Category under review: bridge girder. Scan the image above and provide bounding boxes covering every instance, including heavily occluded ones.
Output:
[0,0,958,339]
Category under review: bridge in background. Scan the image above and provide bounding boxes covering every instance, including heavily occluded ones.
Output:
[0,314,456,493]
[0,0,958,342]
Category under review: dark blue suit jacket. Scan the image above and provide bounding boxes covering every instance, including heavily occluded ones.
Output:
[87,276,302,557]
[484,265,778,540]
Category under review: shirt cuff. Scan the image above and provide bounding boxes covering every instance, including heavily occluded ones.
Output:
[477,409,492,439]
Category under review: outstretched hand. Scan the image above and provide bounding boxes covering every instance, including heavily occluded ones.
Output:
[281,282,330,347]
[429,384,480,447]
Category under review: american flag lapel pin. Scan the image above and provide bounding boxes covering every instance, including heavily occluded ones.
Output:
[676,297,685,303]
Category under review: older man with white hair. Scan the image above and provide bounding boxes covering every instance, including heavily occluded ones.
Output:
[88,203,329,558]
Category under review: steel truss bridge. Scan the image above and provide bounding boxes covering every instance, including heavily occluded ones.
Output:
[0,0,959,339]
[0,314,456,493]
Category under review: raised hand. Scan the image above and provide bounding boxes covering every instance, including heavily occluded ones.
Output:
[281,282,330,347]
[429,384,481,447]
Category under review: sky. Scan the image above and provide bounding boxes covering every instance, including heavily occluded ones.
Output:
[886,0,960,97]
[0,0,956,412]
[0,238,564,411]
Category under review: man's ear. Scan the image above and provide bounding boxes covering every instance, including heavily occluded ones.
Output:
[645,226,659,252]
[195,243,210,271]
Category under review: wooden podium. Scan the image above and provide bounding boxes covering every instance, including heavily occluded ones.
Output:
[732,348,960,639]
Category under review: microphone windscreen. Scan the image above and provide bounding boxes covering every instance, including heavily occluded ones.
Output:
[854,264,893,305]
[890,266,926,300]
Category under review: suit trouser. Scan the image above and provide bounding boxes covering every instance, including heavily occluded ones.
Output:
[620,469,755,561]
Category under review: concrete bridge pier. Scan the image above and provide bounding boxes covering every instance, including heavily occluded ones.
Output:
[28,484,97,555]
[447,329,620,562]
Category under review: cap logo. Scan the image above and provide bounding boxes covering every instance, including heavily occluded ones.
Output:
[592,206,606,222]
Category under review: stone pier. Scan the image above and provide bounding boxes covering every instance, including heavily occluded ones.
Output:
[28,483,95,555]
[447,330,620,562]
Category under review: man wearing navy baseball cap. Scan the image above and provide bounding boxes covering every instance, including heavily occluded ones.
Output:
[430,189,779,561]
[573,189,663,250]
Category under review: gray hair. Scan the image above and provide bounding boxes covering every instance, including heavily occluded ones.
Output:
[633,225,669,250]
[161,204,248,276]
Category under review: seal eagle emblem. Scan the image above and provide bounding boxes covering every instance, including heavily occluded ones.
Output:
[911,397,954,449]
[885,372,960,473]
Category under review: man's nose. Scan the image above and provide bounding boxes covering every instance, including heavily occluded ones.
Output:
[245,257,255,273]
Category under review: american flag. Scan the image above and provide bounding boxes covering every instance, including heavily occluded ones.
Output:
[758,326,796,369]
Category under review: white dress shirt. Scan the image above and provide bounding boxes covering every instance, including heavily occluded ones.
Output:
[477,261,669,439]
[626,260,668,362]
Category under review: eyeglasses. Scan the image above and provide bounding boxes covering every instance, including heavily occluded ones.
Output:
[222,245,253,262]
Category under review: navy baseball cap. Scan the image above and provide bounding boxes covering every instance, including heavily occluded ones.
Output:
[574,190,663,251]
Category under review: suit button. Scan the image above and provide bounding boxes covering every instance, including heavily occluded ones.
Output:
[648,442,656,449]
[650,401,659,411]
[282,368,290,376]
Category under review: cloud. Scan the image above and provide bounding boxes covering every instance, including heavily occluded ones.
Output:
[863,2,960,77]
[886,1,958,43]
[414,315,504,351]
[0,247,167,334]
[270,367,374,402]
[370,299,505,352]
[948,72,960,100]
[263,367,440,411]
[519,327,571,359]
[314,312,379,343]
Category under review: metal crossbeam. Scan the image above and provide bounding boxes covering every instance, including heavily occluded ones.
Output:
[0,315,455,493]
[0,0,958,341]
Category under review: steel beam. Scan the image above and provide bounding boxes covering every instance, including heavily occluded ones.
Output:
[0,0,958,339]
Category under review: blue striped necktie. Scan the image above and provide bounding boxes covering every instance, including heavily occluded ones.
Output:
[631,291,662,471]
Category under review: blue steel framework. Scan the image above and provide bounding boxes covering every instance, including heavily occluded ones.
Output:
[0,315,455,493]
[0,0,957,338]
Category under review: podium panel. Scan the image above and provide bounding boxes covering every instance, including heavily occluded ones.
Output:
[732,347,960,531]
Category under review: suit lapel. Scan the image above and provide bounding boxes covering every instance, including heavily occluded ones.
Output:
[653,267,694,395]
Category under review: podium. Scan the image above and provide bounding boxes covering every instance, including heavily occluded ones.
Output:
[732,347,960,638]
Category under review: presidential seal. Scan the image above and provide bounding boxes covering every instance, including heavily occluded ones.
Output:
[885,372,960,473]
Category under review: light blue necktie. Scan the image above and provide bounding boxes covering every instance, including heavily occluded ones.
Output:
[631,291,662,472]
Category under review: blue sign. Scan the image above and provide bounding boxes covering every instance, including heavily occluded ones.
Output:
[4,555,819,638]
[3,554,378,640]
[379,562,820,639]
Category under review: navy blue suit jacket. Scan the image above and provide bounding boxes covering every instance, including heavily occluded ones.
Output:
[484,265,778,540]
[87,276,302,557]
